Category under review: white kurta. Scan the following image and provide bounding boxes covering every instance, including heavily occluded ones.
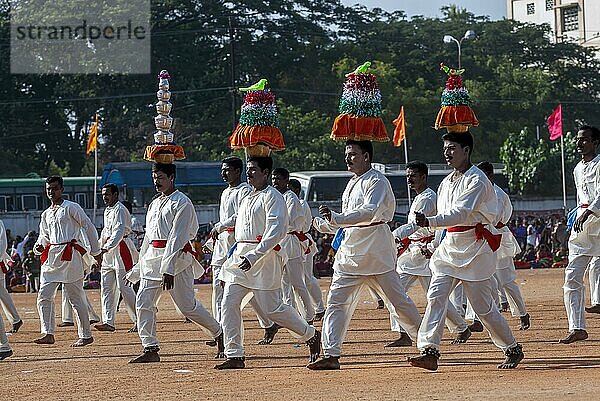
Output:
[34,200,100,283]
[393,188,437,277]
[220,185,288,290]
[313,168,396,276]
[100,202,139,271]
[494,184,520,261]
[299,200,318,255]
[427,166,499,281]
[131,190,201,282]
[279,190,304,261]
[212,182,252,268]
[569,154,600,257]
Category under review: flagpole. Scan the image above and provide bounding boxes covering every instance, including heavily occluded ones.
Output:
[560,134,567,213]
[403,138,411,207]
[93,143,98,225]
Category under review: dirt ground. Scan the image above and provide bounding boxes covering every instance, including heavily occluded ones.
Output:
[4,268,600,400]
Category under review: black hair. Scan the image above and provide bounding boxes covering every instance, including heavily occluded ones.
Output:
[406,160,428,176]
[442,131,474,157]
[247,156,273,173]
[288,179,301,192]
[152,163,176,177]
[272,167,290,179]
[102,183,119,194]
[346,139,373,161]
[45,176,63,187]
[222,156,243,171]
[578,125,600,142]
[477,161,494,176]
[121,200,133,214]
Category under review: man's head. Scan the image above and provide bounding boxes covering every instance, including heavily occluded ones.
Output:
[221,156,243,185]
[45,176,64,203]
[271,167,290,193]
[405,161,428,192]
[246,156,273,189]
[477,161,494,182]
[345,140,373,175]
[288,179,302,197]
[101,183,119,207]
[442,132,473,170]
[576,125,600,159]
[152,163,176,194]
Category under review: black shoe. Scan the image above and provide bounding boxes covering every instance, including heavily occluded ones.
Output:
[205,340,217,347]
[307,356,340,370]
[57,322,75,327]
[89,319,100,325]
[559,329,588,344]
[469,320,484,332]
[500,302,509,313]
[306,330,321,363]
[385,332,413,347]
[585,304,600,314]
[519,314,531,330]
[129,347,160,363]
[451,327,472,344]
[498,344,524,369]
[10,320,23,334]
[258,324,280,345]
[215,333,225,359]
[408,348,440,371]
[71,337,94,347]
[0,349,13,360]
[377,299,385,309]
[214,357,245,370]
[314,310,325,321]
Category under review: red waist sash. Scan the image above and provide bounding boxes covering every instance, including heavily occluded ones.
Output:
[118,240,134,272]
[398,235,435,256]
[289,231,308,242]
[40,239,87,265]
[495,222,506,229]
[238,235,281,252]
[446,224,502,252]
[151,239,200,260]
[0,261,7,274]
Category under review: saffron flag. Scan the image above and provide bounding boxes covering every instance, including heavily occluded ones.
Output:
[548,104,562,141]
[86,113,98,154]
[392,106,406,147]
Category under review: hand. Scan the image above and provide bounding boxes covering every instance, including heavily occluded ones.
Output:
[124,277,134,287]
[238,257,251,271]
[219,280,225,289]
[35,244,45,253]
[415,212,429,227]
[574,210,592,233]
[210,227,219,240]
[319,205,332,221]
[162,273,174,290]
[419,246,433,259]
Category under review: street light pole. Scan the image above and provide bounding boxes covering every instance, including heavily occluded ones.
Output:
[443,30,476,68]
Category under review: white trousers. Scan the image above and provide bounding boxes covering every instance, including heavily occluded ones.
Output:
[449,283,465,318]
[465,275,500,321]
[136,267,221,349]
[495,259,527,317]
[221,282,316,358]
[0,272,21,325]
[322,270,422,357]
[588,257,600,306]
[0,309,9,351]
[38,279,92,339]
[281,257,315,322]
[388,273,467,334]
[417,273,516,352]
[303,254,325,314]
[101,268,137,327]
[62,288,100,323]
[211,265,224,323]
[564,254,600,330]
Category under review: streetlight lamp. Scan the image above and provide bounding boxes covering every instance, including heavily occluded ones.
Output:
[443,30,476,69]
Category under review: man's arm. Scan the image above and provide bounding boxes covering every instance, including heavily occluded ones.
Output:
[71,204,101,255]
[160,200,198,276]
[426,178,486,228]
[330,179,387,226]
[102,207,127,251]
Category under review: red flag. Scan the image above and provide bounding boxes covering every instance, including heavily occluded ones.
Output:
[547,104,562,141]
[392,106,406,147]
[86,113,99,154]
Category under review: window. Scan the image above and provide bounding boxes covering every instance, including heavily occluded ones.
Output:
[75,193,87,208]
[526,3,535,15]
[562,6,579,32]
[545,0,554,11]
[0,196,7,211]
[21,195,38,211]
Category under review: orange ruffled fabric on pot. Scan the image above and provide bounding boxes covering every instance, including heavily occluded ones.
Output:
[331,114,389,142]
[229,125,286,151]
[435,105,479,132]
[144,144,186,162]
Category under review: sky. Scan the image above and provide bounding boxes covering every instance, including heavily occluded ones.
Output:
[341,0,507,20]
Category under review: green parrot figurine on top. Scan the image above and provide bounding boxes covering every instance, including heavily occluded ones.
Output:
[240,78,268,92]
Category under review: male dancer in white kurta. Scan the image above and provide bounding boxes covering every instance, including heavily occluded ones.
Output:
[289,179,325,321]
[308,140,422,370]
[273,168,315,323]
[477,161,529,330]
[208,156,252,324]
[0,245,12,359]
[215,157,320,370]
[387,161,470,347]
[94,184,138,332]
[127,163,223,363]
[408,132,523,371]
[33,176,99,347]
[0,219,23,334]
[560,126,600,344]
